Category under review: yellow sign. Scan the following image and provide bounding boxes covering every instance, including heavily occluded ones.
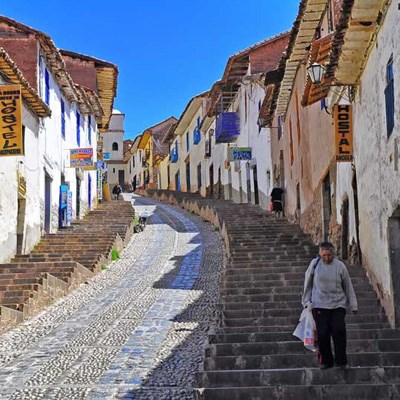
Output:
[334,104,353,162]
[0,85,23,157]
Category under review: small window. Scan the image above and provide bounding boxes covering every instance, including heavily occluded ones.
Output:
[76,111,81,146]
[61,99,65,139]
[186,131,190,152]
[88,116,92,145]
[112,142,118,151]
[45,69,50,105]
[385,56,395,137]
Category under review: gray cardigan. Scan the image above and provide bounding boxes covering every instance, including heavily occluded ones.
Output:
[302,257,358,311]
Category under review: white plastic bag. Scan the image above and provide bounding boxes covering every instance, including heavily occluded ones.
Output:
[293,307,317,351]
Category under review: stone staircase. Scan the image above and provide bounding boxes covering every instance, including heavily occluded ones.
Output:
[138,190,400,400]
[0,200,134,329]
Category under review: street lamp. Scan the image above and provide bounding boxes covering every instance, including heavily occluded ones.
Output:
[307,62,325,85]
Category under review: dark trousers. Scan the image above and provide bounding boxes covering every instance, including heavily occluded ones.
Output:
[312,307,347,366]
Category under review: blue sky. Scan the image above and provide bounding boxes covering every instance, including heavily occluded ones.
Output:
[1,1,300,139]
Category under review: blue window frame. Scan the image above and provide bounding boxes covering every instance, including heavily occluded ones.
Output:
[193,127,201,145]
[76,111,81,146]
[88,116,92,145]
[45,69,50,105]
[385,56,395,137]
[186,131,190,152]
[61,99,65,139]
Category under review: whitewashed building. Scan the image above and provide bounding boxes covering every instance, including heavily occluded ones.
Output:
[201,34,289,205]
[0,17,118,262]
[0,48,51,262]
[328,1,400,326]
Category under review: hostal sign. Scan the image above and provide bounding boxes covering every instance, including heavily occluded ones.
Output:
[334,104,353,162]
[0,85,23,157]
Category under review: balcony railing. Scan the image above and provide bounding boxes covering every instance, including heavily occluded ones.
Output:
[215,112,240,143]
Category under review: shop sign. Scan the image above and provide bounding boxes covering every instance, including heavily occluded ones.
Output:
[0,85,23,157]
[334,104,353,162]
[70,147,94,167]
[227,147,252,161]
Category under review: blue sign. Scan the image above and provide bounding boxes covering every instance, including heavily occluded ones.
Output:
[67,191,73,222]
[60,185,68,209]
[228,147,252,161]
[103,152,111,160]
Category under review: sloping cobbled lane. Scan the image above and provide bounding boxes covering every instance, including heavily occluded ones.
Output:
[0,195,224,400]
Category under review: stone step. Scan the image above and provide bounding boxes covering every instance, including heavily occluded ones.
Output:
[222,313,386,328]
[217,322,390,335]
[221,286,376,304]
[195,366,400,388]
[194,384,400,400]
[222,306,382,320]
[223,273,368,284]
[222,298,379,311]
[210,328,400,344]
[0,289,34,300]
[204,351,400,371]
[207,338,400,357]
[224,266,366,277]
[222,279,371,290]
[0,283,40,293]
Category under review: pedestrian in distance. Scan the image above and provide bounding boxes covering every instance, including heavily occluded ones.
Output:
[302,241,358,370]
[112,183,122,200]
[270,186,284,217]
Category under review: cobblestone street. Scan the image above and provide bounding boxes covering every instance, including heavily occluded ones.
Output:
[0,195,224,400]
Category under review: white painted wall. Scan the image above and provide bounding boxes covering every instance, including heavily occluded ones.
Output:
[349,2,400,323]
[0,77,42,262]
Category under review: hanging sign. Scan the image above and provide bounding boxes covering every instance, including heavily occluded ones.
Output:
[334,104,353,162]
[0,85,23,157]
[227,147,252,161]
[70,147,94,167]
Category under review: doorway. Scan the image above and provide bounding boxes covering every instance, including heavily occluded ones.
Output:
[389,207,400,327]
[16,198,26,254]
[341,197,349,259]
[76,177,81,219]
[209,164,214,197]
[322,172,331,241]
[88,174,92,210]
[246,163,252,203]
[44,172,52,233]
[228,167,233,200]
[197,163,202,193]
[186,162,191,192]
[352,170,362,263]
[253,165,259,205]
[118,169,125,186]
[279,150,285,188]
[218,167,222,199]
[175,170,181,192]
